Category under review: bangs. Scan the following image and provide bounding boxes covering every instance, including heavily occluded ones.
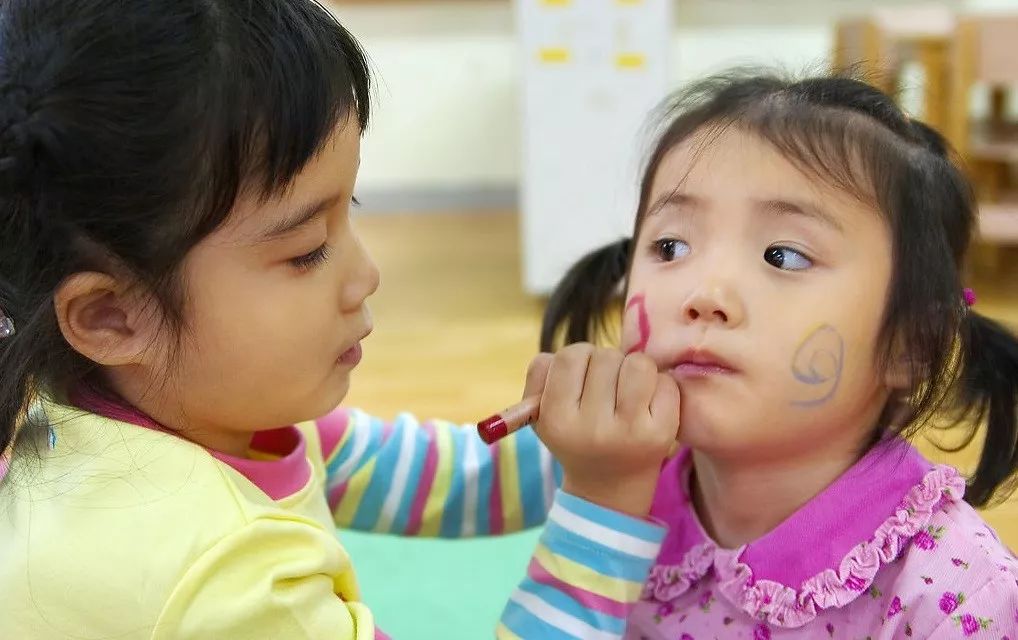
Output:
[199,0,371,215]
[640,73,920,224]
[746,97,917,222]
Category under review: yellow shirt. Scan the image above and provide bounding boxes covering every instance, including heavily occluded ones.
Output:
[0,403,373,639]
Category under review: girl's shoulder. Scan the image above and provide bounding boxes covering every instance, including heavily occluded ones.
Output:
[0,405,258,637]
[903,495,1018,586]
[926,497,1018,572]
[877,496,1018,637]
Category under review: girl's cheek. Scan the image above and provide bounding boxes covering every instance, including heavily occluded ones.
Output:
[623,293,652,355]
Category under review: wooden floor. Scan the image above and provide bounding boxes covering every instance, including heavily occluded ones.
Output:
[348,210,1018,546]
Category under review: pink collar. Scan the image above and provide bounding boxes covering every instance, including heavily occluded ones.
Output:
[645,440,966,627]
[72,390,312,501]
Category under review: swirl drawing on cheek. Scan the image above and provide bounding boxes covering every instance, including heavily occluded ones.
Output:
[790,324,845,407]
[624,294,651,355]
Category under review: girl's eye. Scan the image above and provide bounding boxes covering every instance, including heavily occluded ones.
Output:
[652,238,691,262]
[290,243,332,271]
[764,245,812,271]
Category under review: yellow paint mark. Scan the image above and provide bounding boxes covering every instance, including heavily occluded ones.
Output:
[538,47,571,64]
[616,52,646,69]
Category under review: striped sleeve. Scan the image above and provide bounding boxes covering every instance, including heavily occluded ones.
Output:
[497,491,665,639]
[316,408,560,536]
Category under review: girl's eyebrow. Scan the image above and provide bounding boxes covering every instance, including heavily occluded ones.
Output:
[755,198,844,232]
[646,191,843,234]
[646,190,702,217]
[259,193,345,241]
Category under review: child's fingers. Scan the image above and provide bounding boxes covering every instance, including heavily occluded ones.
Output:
[649,373,681,439]
[616,352,658,420]
[521,353,554,401]
[541,343,594,415]
[581,348,624,414]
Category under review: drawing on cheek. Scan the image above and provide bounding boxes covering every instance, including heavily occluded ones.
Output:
[790,324,845,407]
[624,294,651,355]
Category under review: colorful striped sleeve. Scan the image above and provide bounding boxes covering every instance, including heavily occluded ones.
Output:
[497,491,665,639]
[316,407,560,536]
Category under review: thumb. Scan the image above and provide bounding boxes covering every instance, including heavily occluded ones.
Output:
[650,372,681,440]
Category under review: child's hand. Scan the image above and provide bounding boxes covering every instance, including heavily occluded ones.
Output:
[522,344,680,518]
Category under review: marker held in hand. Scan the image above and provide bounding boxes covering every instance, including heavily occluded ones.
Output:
[476,396,540,444]
[477,392,681,456]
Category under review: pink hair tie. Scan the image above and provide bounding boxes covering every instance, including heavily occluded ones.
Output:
[963,288,977,308]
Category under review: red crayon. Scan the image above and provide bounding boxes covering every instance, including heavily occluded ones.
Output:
[476,396,540,444]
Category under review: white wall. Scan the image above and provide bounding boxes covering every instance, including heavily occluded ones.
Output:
[329,0,1013,198]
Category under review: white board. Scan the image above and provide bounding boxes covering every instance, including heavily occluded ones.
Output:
[516,0,672,294]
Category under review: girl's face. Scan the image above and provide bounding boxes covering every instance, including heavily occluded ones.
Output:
[119,120,377,452]
[624,127,901,463]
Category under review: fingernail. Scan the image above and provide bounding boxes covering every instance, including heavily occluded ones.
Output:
[477,415,508,444]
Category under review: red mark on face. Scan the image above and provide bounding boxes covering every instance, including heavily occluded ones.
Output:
[625,294,651,355]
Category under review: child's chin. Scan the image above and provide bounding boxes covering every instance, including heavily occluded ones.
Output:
[676,411,748,455]
[308,375,352,418]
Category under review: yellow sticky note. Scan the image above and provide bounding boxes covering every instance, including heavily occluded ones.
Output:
[539,47,571,64]
[541,0,571,6]
[616,52,646,69]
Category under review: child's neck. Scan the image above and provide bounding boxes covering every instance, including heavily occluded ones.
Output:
[689,431,869,549]
[105,371,256,458]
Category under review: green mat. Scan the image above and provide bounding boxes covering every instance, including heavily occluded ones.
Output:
[339,528,542,639]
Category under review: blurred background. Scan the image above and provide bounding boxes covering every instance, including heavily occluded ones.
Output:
[324,1,1018,637]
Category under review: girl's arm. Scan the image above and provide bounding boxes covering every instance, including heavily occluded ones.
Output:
[317,407,561,536]
[314,408,665,639]
[496,490,665,639]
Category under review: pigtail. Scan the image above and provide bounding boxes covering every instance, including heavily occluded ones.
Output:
[540,239,631,352]
[953,312,1018,507]
[903,119,1018,506]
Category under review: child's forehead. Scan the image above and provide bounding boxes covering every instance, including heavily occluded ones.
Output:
[647,126,875,210]
[653,127,780,181]
[222,121,362,237]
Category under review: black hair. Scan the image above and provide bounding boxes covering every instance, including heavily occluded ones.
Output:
[0,0,371,463]
[541,70,1018,507]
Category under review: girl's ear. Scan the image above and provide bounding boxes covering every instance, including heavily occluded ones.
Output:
[884,352,914,392]
[53,272,164,366]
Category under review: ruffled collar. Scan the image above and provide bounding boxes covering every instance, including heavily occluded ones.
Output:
[644,440,966,628]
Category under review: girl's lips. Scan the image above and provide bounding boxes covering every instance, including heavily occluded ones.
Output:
[671,362,736,378]
[337,325,372,366]
[338,342,362,366]
[669,348,739,378]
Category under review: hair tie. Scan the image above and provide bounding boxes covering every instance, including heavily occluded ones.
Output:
[963,288,977,308]
[0,309,14,339]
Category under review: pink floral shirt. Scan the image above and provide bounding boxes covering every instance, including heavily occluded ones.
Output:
[626,440,1018,639]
